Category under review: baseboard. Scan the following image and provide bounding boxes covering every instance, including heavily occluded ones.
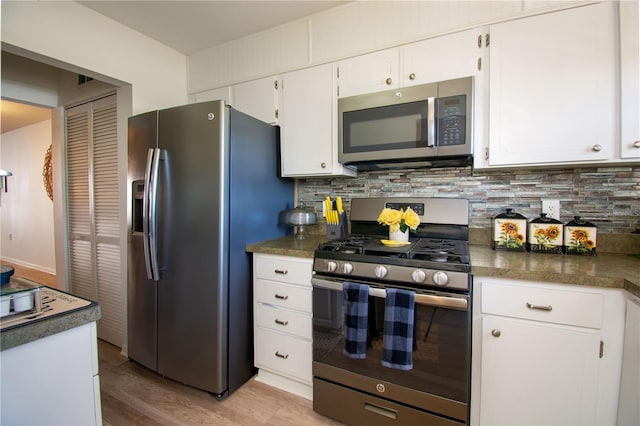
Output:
[0,257,56,275]
[254,369,313,400]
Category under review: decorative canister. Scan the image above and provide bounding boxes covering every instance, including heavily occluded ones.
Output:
[492,208,527,251]
[564,216,597,256]
[528,213,563,254]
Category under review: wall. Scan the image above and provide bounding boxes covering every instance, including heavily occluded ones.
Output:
[1,1,187,114]
[297,165,640,234]
[0,120,56,273]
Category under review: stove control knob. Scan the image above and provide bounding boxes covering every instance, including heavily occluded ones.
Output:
[411,269,426,283]
[326,261,338,273]
[342,262,354,274]
[432,271,449,286]
[374,265,388,278]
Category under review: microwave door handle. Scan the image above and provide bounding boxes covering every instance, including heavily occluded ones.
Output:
[427,97,436,147]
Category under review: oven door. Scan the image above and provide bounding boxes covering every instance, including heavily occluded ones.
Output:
[312,277,471,425]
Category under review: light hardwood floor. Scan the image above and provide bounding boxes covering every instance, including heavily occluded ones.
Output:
[1,261,341,425]
[98,340,342,426]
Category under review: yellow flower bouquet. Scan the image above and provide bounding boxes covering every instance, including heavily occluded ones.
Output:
[377,207,421,233]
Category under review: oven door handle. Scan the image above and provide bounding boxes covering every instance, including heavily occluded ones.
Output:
[311,277,468,311]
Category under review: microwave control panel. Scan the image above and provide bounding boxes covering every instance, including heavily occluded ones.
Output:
[436,95,466,146]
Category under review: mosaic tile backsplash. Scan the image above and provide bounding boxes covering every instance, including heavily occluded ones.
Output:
[297,166,640,234]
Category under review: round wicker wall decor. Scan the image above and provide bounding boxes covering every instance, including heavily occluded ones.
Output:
[43,144,53,201]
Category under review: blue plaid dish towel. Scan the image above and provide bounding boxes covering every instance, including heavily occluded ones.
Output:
[343,282,369,359]
[382,288,415,370]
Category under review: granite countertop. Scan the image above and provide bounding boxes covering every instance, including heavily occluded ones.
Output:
[246,235,640,298]
[1,282,101,351]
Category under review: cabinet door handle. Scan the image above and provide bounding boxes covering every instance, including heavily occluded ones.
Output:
[409,73,416,80]
[274,294,289,300]
[385,77,393,85]
[633,141,640,148]
[274,269,288,275]
[275,351,289,359]
[274,319,288,326]
[526,302,553,311]
[592,144,602,152]
[491,329,501,337]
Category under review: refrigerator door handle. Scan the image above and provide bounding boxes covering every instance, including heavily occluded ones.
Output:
[142,148,155,279]
[148,148,161,280]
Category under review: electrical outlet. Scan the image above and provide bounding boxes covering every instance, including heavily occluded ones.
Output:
[541,199,560,220]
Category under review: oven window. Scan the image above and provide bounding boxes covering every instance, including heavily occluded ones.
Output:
[342,101,428,153]
[313,286,470,403]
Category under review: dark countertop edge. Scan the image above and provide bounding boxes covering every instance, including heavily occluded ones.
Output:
[246,236,640,298]
[1,290,101,351]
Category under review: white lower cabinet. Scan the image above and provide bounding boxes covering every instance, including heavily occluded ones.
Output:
[1,322,102,425]
[253,253,313,399]
[473,278,625,426]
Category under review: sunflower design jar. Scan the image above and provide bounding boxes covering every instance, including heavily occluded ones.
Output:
[528,213,563,254]
[492,208,527,251]
[564,216,597,256]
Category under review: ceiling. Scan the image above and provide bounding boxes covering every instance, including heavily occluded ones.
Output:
[1,100,52,134]
[2,0,348,134]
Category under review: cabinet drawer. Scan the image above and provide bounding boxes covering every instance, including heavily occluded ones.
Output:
[255,303,312,339]
[255,280,311,312]
[481,281,603,329]
[254,255,312,286]
[255,328,312,384]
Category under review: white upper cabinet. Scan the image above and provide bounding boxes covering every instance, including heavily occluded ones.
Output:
[337,48,399,98]
[337,29,486,98]
[401,28,487,87]
[619,0,640,160]
[280,63,356,178]
[232,76,280,125]
[486,2,618,167]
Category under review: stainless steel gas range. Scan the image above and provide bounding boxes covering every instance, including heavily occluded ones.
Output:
[312,197,472,425]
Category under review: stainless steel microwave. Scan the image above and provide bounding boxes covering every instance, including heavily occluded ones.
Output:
[338,77,473,170]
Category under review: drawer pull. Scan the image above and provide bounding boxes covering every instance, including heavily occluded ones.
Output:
[491,329,501,337]
[526,302,553,312]
[275,351,289,359]
[274,319,288,326]
[274,269,288,275]
[364,402,397,419]
[274,294,289,300]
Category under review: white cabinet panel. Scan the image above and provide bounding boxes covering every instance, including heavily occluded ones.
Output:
[480,315,600,425]
[487,2,617,166]
[1,322,101,425]
[255,328,312,384]
[255,279,312,312]
[620,0,640,160]
[481,281,604,328]
[232,76,279,124]
[401,28,486,87]
[280,63,356,177]
[337,48,399,98]
[254,253,312,285]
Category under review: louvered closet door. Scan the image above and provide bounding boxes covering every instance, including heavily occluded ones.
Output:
[65,94,123,346]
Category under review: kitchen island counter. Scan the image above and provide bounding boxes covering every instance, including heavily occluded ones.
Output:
[1,277,101,351]
[247,236,640,297]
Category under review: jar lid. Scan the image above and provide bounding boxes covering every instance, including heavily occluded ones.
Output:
[530,213,562,224]
[565,216,597,227]
[494,208,526,219]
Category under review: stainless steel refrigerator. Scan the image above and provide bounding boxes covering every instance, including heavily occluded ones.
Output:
[127,100,293,398]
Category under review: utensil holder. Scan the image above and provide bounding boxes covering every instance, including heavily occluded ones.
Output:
[326,212,348,240]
